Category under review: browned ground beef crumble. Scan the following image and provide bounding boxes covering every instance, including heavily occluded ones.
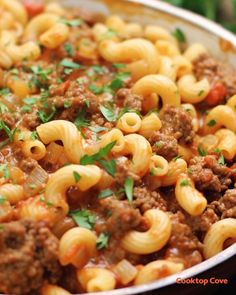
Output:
[193,53,236,98]
[0,220,62,295]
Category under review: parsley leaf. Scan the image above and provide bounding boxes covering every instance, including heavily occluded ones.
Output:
[98,159,116,177]
[98,189,113,199]
[0,164,10,179]
[89,126,108,133]
[39,196,54,207]
[30,131,39,140]
[74,108,89,136]
[0,88,10,97]
[0,121,16,142]
[172,155,182,161]
[30,66,52,81]
[180,179,189,186]
[218,154,225,165]
[69,209,96,229]
[73,171,81,183]
[207,119,216,127]
[37,106,56,123]
[96,232,109,249]
[99,105,116,122]
[0,102,8,113]
[64,43,74,57]
[23,97,37,105]
[172,27,186,43]
[124,177,134,203]
[99,28,118,40]
[60,59,81,69]
[0,195,6,204]
[91,65,105,74]
[80,141,116,165]
[197,144,207,156]
[89,84,104,94]
[60,19,81,27]
[112,63,126,69]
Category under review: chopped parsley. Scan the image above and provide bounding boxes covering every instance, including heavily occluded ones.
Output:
[0,88,10,97]
[0,164,10,179]
[172,27,186,43]
[198,90,205,96]
[124,177,134,203]
[207,119,216,127]
[213,148,221,153]
[155,142,162,148]
[112,63,126,69]
[98,189,113,199]
[218,154,225,165]
[180,179,189,186]
[0,102,8,113]
[30,66,53,81]
[0,195,6,204]
[197,144,207,156]
[89,84,104,94]
[69,209,96,229]
[99,105,116,122]
[99,28,118,40]
[91,65,105,74]
[0,121,16,142]
[60,18,81,27]
[74,108,89,137]
[172,155,182,161]
[23,97,37,105]
[150,167,156,176]
[30,131,39,140]
[89,126,108,133]
[64,100,71,108]
[60,59,81,70]
[109,72,130,91]
[80,141,117,176]
[96,232,109,249]
[63,43,74,57]
[21,105,32,113]
[73,171,81,183]
[39,196,54,207]
[37,106,56,123]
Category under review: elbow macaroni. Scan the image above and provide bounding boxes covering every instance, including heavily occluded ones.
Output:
[121,209,172,254]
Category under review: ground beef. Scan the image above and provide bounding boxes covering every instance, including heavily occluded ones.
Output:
[133,186,167,213]
[193,53,236,98]
[148,131,178,161]
[114,156,140,185]
[115,88,143,111]
[165,212,203,268]
[22,107,41,130]
[0,220,62,295]
[188,155,232,193]
[200,188,236,231]
[0,112,17,129]
[99,197,142,236]
[160,106,195,143]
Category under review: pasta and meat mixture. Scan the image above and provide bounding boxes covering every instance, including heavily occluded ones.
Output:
[0,0,236,294]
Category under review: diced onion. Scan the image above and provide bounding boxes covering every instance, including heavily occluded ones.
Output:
[113,259,138,285]
[23,165,48,197]
[44,142,64,164]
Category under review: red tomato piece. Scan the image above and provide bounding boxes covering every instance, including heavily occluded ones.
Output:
[22,0,44,17]
[206,82,227,106]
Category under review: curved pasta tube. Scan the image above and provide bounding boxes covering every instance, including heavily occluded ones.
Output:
[158,56,176,81]
[204,105,236,133]
[22,140,46,161]
[121,209,172,254]
[177,74,210,103]
[144,25,177,44]
[178,144,193,162]
[175,174,207,216]
[139,112,162,138]
[98,39,160,80]
[132,74,181,108]
[149,155,169,177]
[1,0,28,25]
[23,13,59,41]
[0,200,12,222]
[17,196,62,225]
[134,260,184,285]
[59,227,97,268]
[45,3,66,16]
[116,112,142,134]
[77,268,116,292]
[0,48,13,69]
[123,134,152,177]
[215,129,236,160]
[45,165,102,213]
[226,94,236,111]
[39,23,69,49]
[36,120,83,163]
[203,218,236,259]
[160,158,188,186]
[173,55,192,78]
[0,184,24,205]
[181,103,198,132]
[184,43,208,61]
[41,284,71,295]
[155,40,180,57]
